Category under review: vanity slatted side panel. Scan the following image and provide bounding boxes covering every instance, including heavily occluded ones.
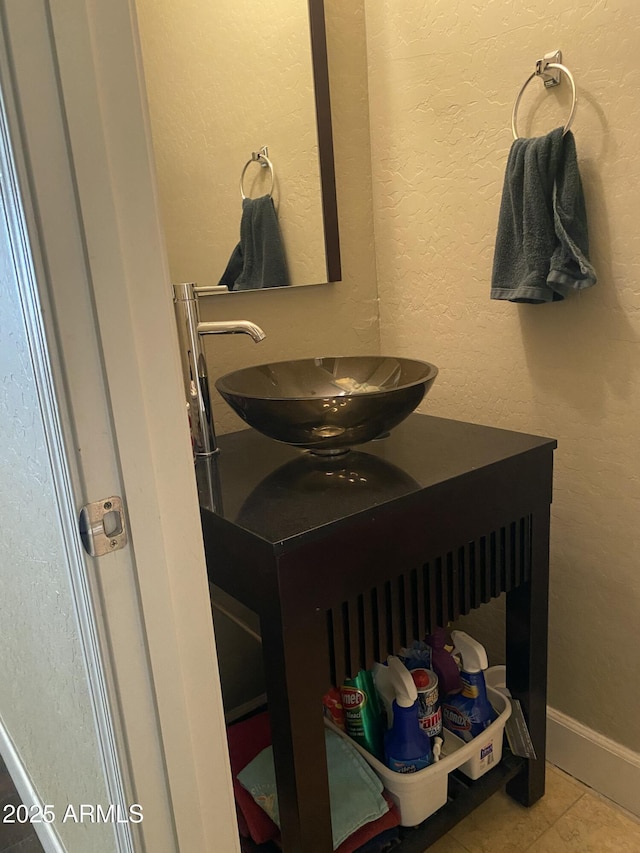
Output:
[326,516,532,687]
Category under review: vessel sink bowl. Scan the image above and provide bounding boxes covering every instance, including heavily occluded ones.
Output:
[215,356,438,455]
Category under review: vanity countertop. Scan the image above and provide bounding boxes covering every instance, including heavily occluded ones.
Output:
[206,412,556,551]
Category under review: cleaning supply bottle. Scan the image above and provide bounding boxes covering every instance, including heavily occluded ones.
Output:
[383,656,433,772]
[442,631,496,743]
[372,661,395,729]
[341,669,385,761]
[425,626,463,696]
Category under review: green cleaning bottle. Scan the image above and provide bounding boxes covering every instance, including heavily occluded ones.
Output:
[340,669,385,761]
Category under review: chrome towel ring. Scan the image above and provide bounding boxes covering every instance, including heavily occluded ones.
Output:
[511,50,577,140]
[240,146,275,200]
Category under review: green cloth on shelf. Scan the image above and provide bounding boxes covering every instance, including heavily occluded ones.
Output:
[237,728,389,850]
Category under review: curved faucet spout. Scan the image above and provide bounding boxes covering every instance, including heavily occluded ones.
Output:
[173,281,267,511]
[197,320,266,343]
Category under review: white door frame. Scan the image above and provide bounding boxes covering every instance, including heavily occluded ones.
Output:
[0,1,240,851]
[0,44,136,853]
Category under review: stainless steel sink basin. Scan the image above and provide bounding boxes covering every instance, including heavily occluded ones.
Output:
[215,356,438,455]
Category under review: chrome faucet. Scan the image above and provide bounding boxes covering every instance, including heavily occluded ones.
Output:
[198,319,266,343]
[173,282,265,510]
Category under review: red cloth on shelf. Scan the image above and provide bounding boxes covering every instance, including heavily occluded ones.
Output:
[227,711,278,844]
[235,802,251,840]
[226,710,400,852]
[334,792,399,853]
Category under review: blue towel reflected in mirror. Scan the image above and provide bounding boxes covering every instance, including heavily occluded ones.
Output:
[219,195,290,291]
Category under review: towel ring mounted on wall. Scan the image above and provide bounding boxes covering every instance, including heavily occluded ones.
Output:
[511,49,577,140]
[240,146,275,200]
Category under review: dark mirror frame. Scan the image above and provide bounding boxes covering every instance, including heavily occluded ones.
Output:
[309,0,341,283]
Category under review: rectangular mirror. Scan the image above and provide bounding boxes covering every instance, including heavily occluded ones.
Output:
[135,0,341,292]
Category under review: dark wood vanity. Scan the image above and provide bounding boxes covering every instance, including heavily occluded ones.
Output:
[200,413,556,852]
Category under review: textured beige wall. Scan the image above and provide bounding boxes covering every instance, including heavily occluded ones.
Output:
[365,0,640,752]
[136,0,326,288]
[196,0,380,435]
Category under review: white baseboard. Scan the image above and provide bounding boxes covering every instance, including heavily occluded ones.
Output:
[0,719,66,853]
[547,706,640,819]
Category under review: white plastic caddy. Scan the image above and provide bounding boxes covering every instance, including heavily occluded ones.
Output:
[327,681,511,827]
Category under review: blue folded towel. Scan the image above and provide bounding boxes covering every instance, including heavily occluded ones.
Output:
[491,127,597,303]
[219,195,290,291]
[237,729,389,850]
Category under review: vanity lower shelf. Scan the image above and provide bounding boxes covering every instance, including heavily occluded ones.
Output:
[238,749,525,852]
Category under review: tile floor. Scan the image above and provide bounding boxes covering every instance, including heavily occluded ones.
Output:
[428,764,640,853]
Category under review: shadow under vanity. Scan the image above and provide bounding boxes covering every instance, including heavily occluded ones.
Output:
[202,413,556,852]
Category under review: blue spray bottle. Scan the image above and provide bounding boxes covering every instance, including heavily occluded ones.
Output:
[442,631,496,743]
[384,656,433,773]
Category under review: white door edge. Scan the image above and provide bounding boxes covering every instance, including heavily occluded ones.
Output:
[0,1,240,851]
[0,20,135,852]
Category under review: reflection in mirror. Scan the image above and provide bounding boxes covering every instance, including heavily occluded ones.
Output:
[135,0,341,292]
